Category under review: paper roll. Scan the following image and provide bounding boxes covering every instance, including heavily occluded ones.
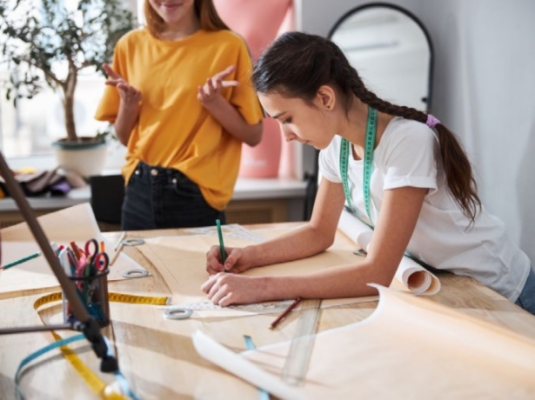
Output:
[192,331,306,400]
[338,209,441,295]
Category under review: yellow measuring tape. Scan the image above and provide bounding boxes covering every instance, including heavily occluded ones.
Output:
[33,292,170,399]
[34,292,170,309]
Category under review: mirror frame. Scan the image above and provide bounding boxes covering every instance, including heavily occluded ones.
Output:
[327,2,435,112]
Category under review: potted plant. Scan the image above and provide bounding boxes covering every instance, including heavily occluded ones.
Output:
[0,0,134,177]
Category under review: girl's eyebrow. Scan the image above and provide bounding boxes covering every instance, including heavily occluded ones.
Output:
[270,111,287,119]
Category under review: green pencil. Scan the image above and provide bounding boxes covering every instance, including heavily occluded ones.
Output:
[1,251,42,270]
[215,219,227,265]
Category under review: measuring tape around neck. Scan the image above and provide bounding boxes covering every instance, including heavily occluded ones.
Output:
[340,106,378,228]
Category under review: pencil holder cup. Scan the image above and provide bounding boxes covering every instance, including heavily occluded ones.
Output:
[63,269,110,327]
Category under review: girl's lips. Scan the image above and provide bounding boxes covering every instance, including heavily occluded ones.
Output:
[161,3,181,9]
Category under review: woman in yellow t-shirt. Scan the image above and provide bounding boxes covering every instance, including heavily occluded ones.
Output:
[94,0,263,230]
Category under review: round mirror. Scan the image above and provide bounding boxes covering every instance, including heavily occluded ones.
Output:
[329,4,434,112]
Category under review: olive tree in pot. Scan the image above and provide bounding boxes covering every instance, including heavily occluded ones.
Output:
[0,0,134,177]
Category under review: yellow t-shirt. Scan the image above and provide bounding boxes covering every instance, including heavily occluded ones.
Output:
[94,28,263,210]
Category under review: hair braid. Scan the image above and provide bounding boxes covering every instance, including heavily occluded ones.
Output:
[253,31,482,224]
[344,64,481,222]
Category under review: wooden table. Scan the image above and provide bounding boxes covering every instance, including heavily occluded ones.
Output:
[1,225,535,399]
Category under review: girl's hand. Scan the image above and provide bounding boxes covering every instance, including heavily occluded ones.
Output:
[206,245,252,275]
[201,273,265,306]
[103,63,141,108]
[197,65,239,105]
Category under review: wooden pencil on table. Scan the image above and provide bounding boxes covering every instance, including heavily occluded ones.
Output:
[269,297,303,330]
[110,231,126,266]
[114,231,126,251]
[109,242,124,266]
[0,251,42,270]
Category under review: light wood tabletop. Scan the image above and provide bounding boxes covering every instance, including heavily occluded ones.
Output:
[1,224,535,399]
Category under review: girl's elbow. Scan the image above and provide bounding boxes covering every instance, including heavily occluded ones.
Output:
[116,134,129,147]
[244,125,263,147]
[364,260,397,288]
[308,223,335,251]
[246,134,262,147]
[115,131,130,147]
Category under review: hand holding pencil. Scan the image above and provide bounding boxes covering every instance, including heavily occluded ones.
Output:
[205,220,255,275]
[205,244,252,275]
[215,219,227,265]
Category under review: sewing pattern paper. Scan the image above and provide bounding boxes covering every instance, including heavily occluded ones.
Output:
[194,285,535,399]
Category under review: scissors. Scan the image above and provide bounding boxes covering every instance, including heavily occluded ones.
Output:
[92,252,109,272]
[84,239,100,260]
[84,238,109,272]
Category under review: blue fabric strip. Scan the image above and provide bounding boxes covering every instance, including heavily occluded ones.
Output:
[243,335,271,400]
[15,333,140,400]
[15,333,86,400]
[103,335,141,400]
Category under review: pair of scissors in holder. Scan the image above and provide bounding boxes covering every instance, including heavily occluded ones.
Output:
[84,239,100,261]
[92,252,109,272]
[84,238,109,273]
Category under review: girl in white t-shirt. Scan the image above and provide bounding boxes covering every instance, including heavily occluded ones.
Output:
[201,31,535,315]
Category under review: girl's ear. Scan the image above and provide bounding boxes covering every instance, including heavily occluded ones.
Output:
[316,85,336,110]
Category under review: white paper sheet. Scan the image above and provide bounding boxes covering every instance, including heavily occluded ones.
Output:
[192,331,306,400]
[138,233,378,318]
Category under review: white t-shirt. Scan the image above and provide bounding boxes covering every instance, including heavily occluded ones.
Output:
[319,117,530,301]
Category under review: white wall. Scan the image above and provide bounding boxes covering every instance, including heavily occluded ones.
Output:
[296,0,535,264]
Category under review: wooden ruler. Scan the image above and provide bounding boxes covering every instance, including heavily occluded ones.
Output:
[281,299,322,386]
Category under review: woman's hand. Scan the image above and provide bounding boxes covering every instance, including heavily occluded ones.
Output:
[196,65,262,146]
[103,63,141,109]
[201,273,266,306]
[197,65,239,105]
[206,245,252,275]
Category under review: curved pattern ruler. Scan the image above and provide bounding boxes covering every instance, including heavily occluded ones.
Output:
[281,299,322,386]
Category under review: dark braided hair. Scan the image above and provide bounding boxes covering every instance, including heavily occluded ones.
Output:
[253,31,481,223]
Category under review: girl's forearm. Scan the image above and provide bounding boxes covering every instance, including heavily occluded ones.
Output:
[245,223,336,269]
[259,259,391,301]
[114,102,140,146]
[202,96,263,146]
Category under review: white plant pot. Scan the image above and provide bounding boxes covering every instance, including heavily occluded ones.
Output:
[104,140,127,170]
[53,137,107,178]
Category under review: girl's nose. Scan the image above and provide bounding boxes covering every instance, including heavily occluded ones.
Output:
[281,126,296,142]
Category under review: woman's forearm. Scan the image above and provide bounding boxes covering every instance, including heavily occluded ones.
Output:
[245,179,347,269]
[114,102,140,146]
[246,223,336,269]
[259,259,390,301]
[202,96,263,146]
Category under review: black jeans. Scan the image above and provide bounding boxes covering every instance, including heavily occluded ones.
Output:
[121,161,226,230]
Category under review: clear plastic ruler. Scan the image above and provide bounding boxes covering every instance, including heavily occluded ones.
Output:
[281,299,322,386]
[160,299,294,313]
[184,223,266,243]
